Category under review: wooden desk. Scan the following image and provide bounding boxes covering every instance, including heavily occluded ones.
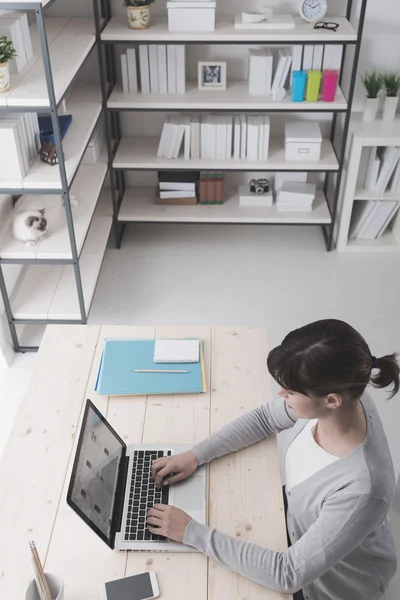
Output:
[0,326,289,600]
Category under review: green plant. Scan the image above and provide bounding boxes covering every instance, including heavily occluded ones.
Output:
[123,0,154,6]
[361,71,383,99]
[383,72,400,97]
[0,36,17,64]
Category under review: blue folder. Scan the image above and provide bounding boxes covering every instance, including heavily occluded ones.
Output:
[95,339,206,396]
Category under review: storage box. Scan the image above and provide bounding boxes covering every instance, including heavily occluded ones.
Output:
[167,2,216,32]
[238,185,273,208]
[285,122,322,162]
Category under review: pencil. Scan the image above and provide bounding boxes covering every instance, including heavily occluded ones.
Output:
[30,541,52,600]
[132,369,189,373]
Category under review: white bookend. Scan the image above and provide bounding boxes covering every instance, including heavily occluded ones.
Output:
[184,116,191,160]
[312,45,324,71]
[157,45,168,94]
[139,44,150,94]
[126,48,138,93]
[291,45,303,88]
[271,50,287,93]
[167,45,177,94]
[262,116,270,160]
[149,45,159,94]
[226,115,233,160]
[375,147,400,194]
[157,117,170,158]
[323,45,343,72]
[216,117,225,160]
[234,115,241,160]
[377,202,400,237]
[176,45,186,94]
[240,115,247,159]
[190,115,200,160]
[120,54,129,93]
[302,45,314,71]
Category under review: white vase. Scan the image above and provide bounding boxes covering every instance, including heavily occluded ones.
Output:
[363,97,379,122]
[382,96,399,121]
[126,5,151,29]
[0,61,10,94]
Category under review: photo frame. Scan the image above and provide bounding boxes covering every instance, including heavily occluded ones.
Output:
[198,62,227,91]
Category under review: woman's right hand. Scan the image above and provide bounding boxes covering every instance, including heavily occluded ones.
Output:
[152,451,199,487]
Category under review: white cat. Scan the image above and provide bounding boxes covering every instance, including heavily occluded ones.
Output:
[13,209,48,247]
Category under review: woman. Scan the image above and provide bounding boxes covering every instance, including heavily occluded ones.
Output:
[148,319,398,600]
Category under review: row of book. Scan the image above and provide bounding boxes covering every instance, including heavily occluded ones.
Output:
[157,114,270,161]
[120,45,186,95]
[0,113,40,181]
[248,44,343,96]
[156,170,224,205]
[364,146,400,194]
[0,11,33,74]
[350,201,400,240]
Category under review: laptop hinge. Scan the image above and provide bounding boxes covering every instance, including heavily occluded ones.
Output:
[111,455,129,549]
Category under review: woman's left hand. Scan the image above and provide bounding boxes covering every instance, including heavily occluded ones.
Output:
[147,504,192,542]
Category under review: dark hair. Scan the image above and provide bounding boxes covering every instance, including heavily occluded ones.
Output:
[267,319,399,400]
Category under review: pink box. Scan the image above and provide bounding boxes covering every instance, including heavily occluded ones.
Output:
[322,70,339,102]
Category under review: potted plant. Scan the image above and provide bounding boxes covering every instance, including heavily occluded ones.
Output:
[382,72,400,121]
[0,35,17,94]
[123,0,154,30]
[361,71,383,122]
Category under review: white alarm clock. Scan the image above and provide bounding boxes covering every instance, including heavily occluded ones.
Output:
[299,0,328,23]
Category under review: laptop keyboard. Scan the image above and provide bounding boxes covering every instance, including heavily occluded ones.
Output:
[124,450,171,542]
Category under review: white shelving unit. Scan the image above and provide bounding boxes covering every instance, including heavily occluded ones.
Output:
[337,117,400,252]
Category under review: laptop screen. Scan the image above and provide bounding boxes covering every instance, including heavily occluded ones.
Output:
[67,400,126,547]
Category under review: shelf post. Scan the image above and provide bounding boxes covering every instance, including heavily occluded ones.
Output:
[0,265,20,352]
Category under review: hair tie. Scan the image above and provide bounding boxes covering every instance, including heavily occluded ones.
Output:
[372,356,379,369]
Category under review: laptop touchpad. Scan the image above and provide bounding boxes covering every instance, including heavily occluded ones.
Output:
[172,476,204,511]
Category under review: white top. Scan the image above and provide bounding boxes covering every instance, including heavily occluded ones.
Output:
[285,418,339,492]
[285,121,322,143]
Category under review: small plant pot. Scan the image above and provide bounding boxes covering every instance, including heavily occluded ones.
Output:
[0,61,11,94]
[126,6,151,29]
[363,97,379,122]
[382,96,399,121]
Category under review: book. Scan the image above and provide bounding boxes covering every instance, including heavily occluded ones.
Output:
[0,120,27,182]
[157,117,170,158]
[149,45,159,93]
[216,116,225,160]
[157,44,168,94]
[96,339,206,396]
[262,115,270,160]
[190,115,200,160]
[176,45,186,94]
[184,116,191,160]
[158,171,199,189]
[166,117,180,159]
[159,190,196,198]
[364,147,380,190]
[291,45,303,88]
[390,159,400,193]
[233,115,241,160]
[257,115,264,161]
[375,147,400,193]
[126,48,138,93]
[120,53,129,93]
[173,119,186,159]
[322,45,343,72]
[365,202,391,240]
[240,115,247,159]
[312,45,324,71]
[155,194,197,205]
[139,44,150,94]
[154,339,200,363]
[279,49,293,89]
[167,45,177,93]
[357,201,381,239]
[302,45,314,71]
[377,202,400,237]
[271,50,287,92]
[248,49,272,95]
[226,115,233,159]
[208,115,217,160]
[349,201,375,239]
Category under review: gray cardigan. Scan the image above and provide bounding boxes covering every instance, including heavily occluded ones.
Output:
[184,393,397,600]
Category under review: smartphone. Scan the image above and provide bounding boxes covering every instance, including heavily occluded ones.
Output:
[102,571,160,600]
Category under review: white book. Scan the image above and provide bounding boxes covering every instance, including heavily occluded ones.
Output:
[184,117,191,160]
[390,159,400,193]
[149,45,159,94]
[358,202,381,239]
[364,147,379,190]
[32,112,40,154]
[176,45,186,94]
[377,202,400,237]
[160,190,196,199]
[2,115,30,174]
[190,115,200,160]
[249,49,271,95]
[271,51,287,92]
[279,49,293,89]
[247,116,258,161]
[257,116,264,161]
[173,122,186,159]
[0,18,26,73]
[120,54,129,93]
[157,45,168,94]
[367,202,392,240]
[200,117,206,159]
[302,45,314,71]
[167,45,177,94]
[323,45,343,72]
[0,122,26,181]
[139,44,150,94]
[291,45,303,89]
[208,115,217,160]
[126,48,138,93]
[157,117,170,158]
[262,115,270,160]
[233,115,241,160]
[226,115,233,159]
[375,147,400,194]
[240,115,247,159]
[20,13,33,61]
[166,117,180,159]
[216,117,225,160]
[349,201,374,239]
[312,45,324,71]
[159,181,196,191]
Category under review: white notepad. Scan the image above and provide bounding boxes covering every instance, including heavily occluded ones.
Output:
[154,339,200,363]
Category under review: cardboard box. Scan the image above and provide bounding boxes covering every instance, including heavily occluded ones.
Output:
[238,185,273,208]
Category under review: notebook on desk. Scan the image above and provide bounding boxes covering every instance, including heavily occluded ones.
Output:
[95,339,206,396]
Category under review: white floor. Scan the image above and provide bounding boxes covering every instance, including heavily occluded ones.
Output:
[1,224,400,597]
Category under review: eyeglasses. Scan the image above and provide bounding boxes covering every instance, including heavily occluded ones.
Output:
[314,21,340,32]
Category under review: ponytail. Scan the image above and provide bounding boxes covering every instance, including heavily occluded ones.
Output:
[370,353,400,398]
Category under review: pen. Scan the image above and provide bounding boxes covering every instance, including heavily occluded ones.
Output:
[132,369,189,373]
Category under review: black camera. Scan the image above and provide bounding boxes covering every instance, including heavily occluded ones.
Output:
[250,178,270,194]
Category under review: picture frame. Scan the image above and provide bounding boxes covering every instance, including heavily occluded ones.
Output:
[198,62,227,91]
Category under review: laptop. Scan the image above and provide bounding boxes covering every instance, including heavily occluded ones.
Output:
[67,399,207,551]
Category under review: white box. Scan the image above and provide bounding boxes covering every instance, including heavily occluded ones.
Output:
[280,181,316,201]
[285,122,322,162]
[167,4,216,32]
[239,185,273,208]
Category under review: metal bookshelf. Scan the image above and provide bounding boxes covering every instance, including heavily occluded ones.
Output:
[96,0,367,251]
[0,0,112,352]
